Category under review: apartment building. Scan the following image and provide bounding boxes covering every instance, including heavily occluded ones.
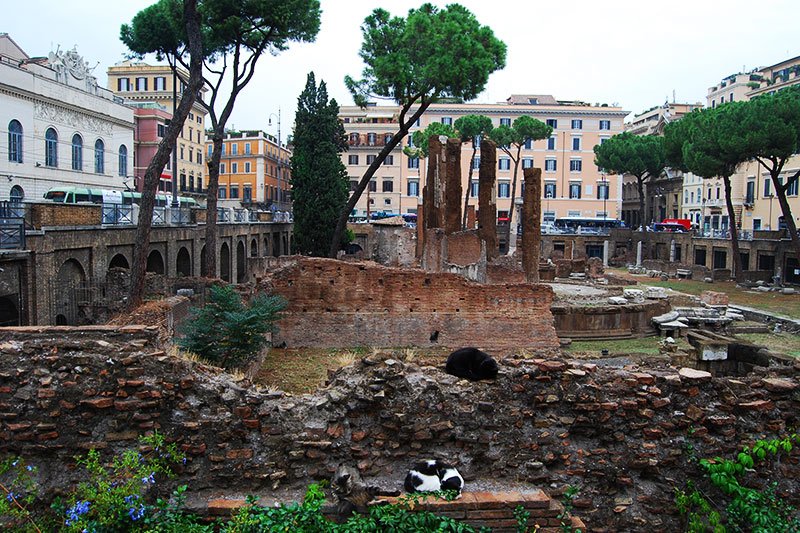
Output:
[107,61,207,197]
[340,95,628,224]
[623,102,703,228]
[208,130,291,209]
[0,34,134,201]
[700,55,800,233]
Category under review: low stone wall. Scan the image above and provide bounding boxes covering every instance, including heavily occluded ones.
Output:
[260,257,558,352]
[551,299,670,339]
[1,327,799,531]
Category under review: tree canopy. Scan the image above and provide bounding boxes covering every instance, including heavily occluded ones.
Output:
[594,131,666,181]
[403,122,457,160]
[290,73,349,257]
[329,3,506,256]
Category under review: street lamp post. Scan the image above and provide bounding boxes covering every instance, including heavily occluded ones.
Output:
[268,109,282,212]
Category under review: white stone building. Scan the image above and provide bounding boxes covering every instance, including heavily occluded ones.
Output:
[0,34,134,202]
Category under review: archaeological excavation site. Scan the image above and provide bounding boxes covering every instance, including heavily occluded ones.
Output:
[1,136,799,532]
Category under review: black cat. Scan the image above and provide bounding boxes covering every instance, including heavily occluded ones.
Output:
[445,347,498,381]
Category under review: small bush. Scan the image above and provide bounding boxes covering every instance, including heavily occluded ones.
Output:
[178,285,287,369]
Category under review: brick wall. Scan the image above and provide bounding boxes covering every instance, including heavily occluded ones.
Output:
[31,203,101,228]
[262,257,558,351]
[0,327,799,530]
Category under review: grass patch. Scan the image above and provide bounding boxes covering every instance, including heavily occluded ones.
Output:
[257,348,346,394]
[566,336,688,357]
[738,333,800,358]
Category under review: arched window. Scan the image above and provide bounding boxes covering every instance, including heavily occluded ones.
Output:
[71,134,83,171]
[118,144,128,177]
[45,128,58,167]
[9,185,24,202]
[8,120,23,163]
[94,139,104,174]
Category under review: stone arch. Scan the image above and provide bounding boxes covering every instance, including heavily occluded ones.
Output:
[57,258,87,286]
[54,258,87,326]
[250,238,258,257]
[236,240,246,283]
[176,247,192,277]
[146,250,165,275]
[0,296,19,326]
[220,242,231,282]
[109,253,129,270]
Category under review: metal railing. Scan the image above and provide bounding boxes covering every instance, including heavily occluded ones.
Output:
[101,204,134,225]
[152,207,166,226]
[0,201,27,249]
[695,229,753,241]
[169,207,194,225]
[217,208,231,223]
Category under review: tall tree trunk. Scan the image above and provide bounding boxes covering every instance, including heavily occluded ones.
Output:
[461,143,477,229]
[127,0,203,310]
[203,134,223,277]
[506,154,521,254]
[329,102,431,257]
[771,171,800,280]
[723,175,743,282]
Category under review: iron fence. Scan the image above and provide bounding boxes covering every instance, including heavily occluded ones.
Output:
[102,204,134,225]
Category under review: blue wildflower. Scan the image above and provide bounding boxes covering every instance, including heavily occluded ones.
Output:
[25,465,33,472]
[128,504,146,521]
[65,500,90,526]
[11,460,18,467]
[182,457,187,465]
[141,472,156,485]
[7,492,16,502]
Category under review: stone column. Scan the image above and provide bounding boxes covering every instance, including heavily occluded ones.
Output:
[670,239,676,262]
[444,138,462,235]
[603,240,610,267]
[636,240,643,266]
[424,136,447,231]
[478,139,498,259]
[522,167,541,283]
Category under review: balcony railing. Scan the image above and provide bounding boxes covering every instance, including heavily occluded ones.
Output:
[102,204,134,225]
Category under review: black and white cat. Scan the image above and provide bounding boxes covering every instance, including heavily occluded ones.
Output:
[330,464,399,518]
[404,460,464,497]
[445,347,498,381]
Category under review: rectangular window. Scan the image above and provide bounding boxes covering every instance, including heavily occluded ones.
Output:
[367,133,377,145]
[788,175,799,196]
[349,180,358,192]
[154,77,166,91]
[348,154,359,165]
[179,146,184,160]
[568,210,581,217]
[407,180,419,197]
[188,150,193,163]
[599,120,611,130]
[472,156,481,170]
[384,155,394,165]
[230,185,239,199]
[500,118,511,126]
[384,198,392,205]
[730,92,734,102]
[220,163,226,174]
[208,145,213,156]
[117,78,130,91]
[245,143,251,155]
[543,210,556,222]
[441,117,453,125]
[545,159,557,172]
[136,77,147,91]
[764,178,771,197]
[746,181,755,203]
[243,185,252,201]
[753,219,761,230]
[368,180,377,192]
[366,155,376,165]
[544,182,556,198]
[221,144,226,155]
[231,143,238,155]
[382,180,393,193]
[572,137,581,151]
[547,136,556,150]
[245,161,251,173]
[571,119,583,129]
[569,183,582,199]
[499,158,511,170]
[546,119,557,129]
[470,181,479,197]
[570,159,582,172]
[498,182,510,198]
[218,186,227,199]
[522,158,533,169]
[157,124,166,138]
[197,151,202,164]
[407,157,419,169]
[523,138,532,149]
[597,183,609,199]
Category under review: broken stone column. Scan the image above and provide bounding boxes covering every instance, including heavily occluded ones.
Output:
[423,135,447,232]
[478,139,498,259]
[521,167,541,283]
[603,241,610,267]
[444,138,462,235]
[670,239,676,262]
[636,241,643,266]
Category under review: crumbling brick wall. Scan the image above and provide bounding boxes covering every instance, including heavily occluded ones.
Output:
[0,327,799,531]
[263,257,557,351]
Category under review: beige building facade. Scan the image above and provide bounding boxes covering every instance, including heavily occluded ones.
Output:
[107,61,208,198]
[340,96,628,226]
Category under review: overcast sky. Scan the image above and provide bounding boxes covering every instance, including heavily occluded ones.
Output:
[4,0,798,137]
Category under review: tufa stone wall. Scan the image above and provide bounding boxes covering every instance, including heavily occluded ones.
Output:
[30,203,101,228]
[260,257,557,351]
[0,327,799,531]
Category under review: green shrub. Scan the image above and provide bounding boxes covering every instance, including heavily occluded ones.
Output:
[178,284,287,369]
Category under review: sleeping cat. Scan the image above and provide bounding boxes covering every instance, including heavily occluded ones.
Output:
[330,464,399,518]
[445,347,499,381]
[404,459,464,497]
